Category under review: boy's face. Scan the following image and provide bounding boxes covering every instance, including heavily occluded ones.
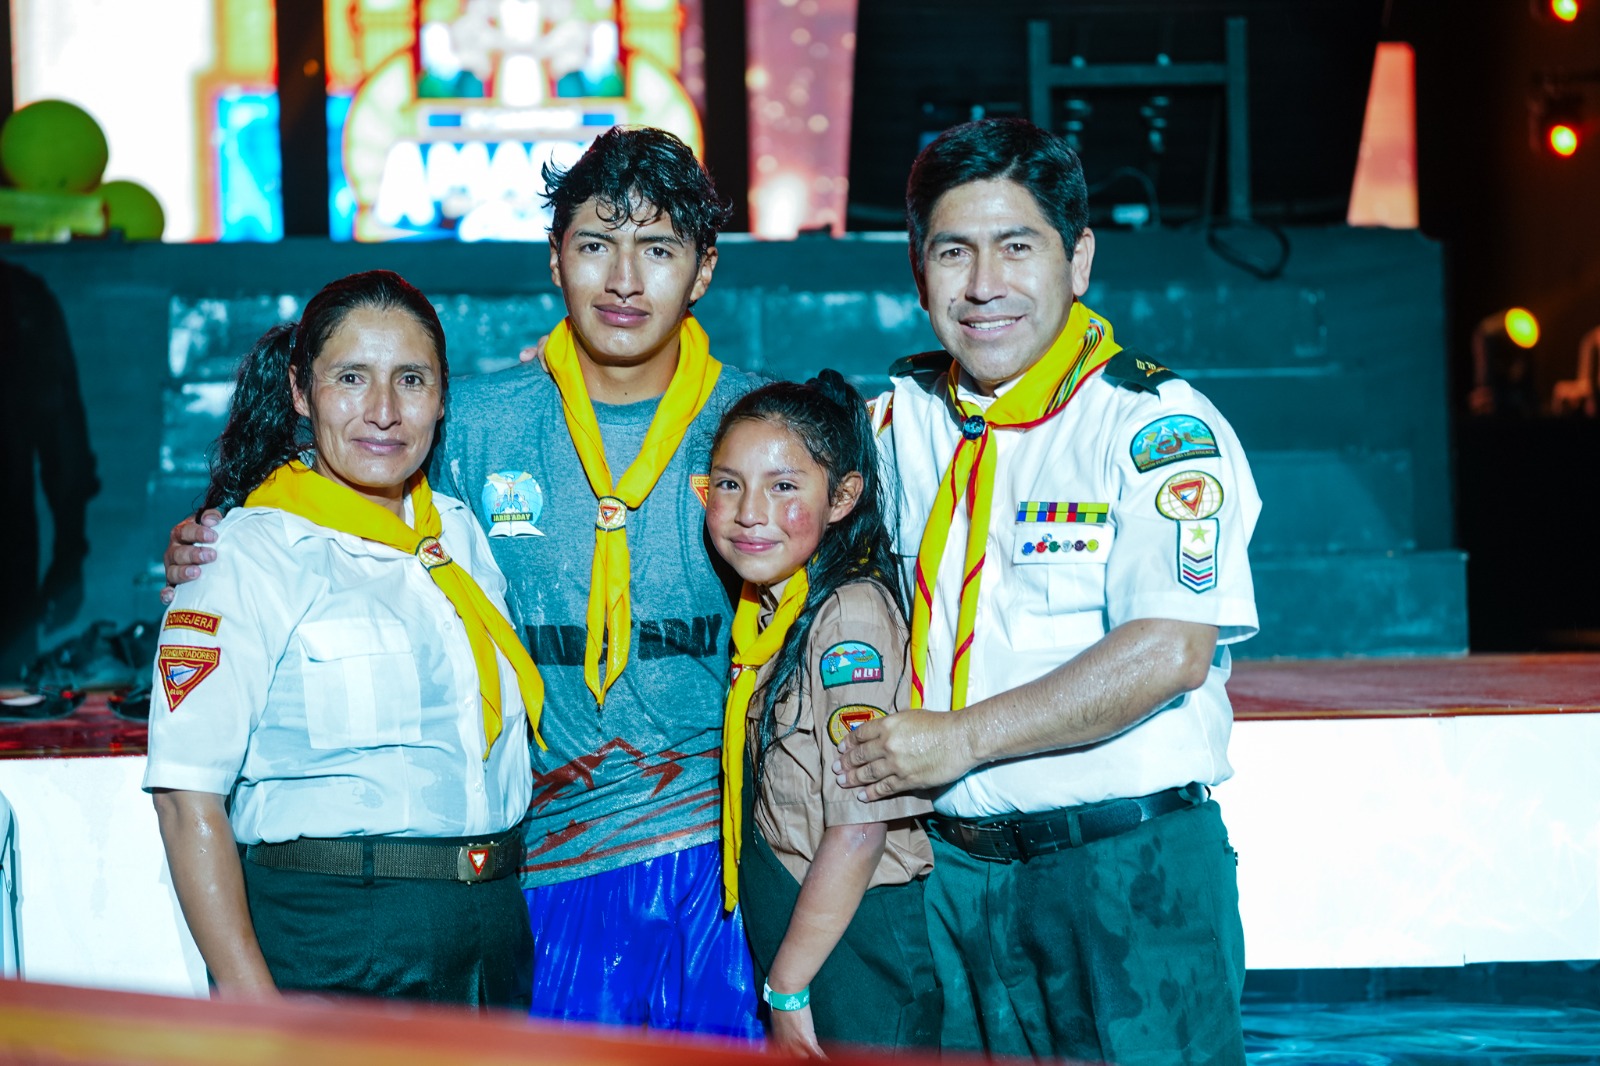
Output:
[549,196,717,372]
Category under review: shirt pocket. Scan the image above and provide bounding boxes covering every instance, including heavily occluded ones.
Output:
[998,552,1110,653]
[297,619,423,750]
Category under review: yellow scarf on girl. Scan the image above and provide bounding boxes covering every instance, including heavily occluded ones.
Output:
[246,460,545,757]
[545,316,723,706]
[718,571,810,910]
[908,302,1120,710]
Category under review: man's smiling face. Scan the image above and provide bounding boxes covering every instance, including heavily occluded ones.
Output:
[549,194,717,371]
[915,177,1094,393]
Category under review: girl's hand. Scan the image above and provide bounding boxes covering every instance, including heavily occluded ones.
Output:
[769,1003,826,1058]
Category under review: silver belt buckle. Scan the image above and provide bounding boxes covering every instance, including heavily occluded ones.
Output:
[456,842,496,883]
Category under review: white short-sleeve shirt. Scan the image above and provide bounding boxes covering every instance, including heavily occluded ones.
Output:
[142,492,533,844]
[877,354,1261,818]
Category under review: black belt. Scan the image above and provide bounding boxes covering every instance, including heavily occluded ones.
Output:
[245,831,518,883]
[929,783,1207,863]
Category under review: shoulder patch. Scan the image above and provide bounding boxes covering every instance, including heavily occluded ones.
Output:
[1155,470,1225,520]
[819,641,884,688]
[1101,348,1182,393]
[1130,414,1220,473]
[164,610,221,636]
[826,704,887,746]
[888,350,953,380]
[158,646,221,711]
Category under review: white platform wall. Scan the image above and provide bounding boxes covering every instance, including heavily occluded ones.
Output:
[2,712,1598,996]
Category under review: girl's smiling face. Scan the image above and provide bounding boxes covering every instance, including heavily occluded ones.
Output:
[707,417,861,591]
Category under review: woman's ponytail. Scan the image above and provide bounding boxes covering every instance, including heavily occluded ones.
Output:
[199,323,306,515]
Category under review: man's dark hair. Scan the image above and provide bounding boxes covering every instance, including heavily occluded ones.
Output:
[543,126,732,260]
[905,117,1089,272]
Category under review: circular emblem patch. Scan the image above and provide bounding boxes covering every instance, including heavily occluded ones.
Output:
[827,704,887,746]
[595,495,627,531]
[1154,470,1224,521]
[960,414,987,440]
[416,536,452,569]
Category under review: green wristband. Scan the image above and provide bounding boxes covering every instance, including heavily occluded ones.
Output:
[763,980,810,1011]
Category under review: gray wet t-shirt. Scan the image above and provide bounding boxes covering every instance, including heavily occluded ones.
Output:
[432,358,763,887]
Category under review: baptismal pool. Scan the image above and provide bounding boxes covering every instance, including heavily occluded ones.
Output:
[1241,963,1600,1064]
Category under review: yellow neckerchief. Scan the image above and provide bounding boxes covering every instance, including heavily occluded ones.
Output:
[718,570,810,910]
[545,315,723,706]
[908,301,1120,710]
[246,460,545,757]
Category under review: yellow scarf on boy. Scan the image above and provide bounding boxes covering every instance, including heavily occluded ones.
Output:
[908,302,1119,710]
[545,316,723,706]
[718,572,809,911]
[246,460,545,757]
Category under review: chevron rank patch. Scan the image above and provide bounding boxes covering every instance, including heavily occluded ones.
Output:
[158,645,221,711]
[827,704,887,746]
[164,610,221,636]
[819,641,883,688]
[1177,519,1219,593]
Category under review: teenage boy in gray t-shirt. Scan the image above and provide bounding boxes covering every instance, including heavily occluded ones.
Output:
[432,128,766,1035]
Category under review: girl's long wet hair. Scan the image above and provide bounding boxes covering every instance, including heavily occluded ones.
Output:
[199,269,447,516]
[710,370,905,784]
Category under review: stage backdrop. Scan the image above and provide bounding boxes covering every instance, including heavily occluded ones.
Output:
[4,224,1461,659]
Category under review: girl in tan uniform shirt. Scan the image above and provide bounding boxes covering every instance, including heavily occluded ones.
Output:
[707,372,939,1055]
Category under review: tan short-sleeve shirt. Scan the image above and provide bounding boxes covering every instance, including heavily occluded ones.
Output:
[748,580,933,889]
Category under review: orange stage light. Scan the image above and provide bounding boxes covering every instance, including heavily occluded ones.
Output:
[1550,0,1580,22]
[1548,122,1580,156]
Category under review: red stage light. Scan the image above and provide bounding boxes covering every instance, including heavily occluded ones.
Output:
[1550,0,1580,21]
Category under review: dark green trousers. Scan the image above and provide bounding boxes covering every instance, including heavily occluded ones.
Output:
[928,799,1246,1064]
[740,822,942,1050]
[242,842,533,1009]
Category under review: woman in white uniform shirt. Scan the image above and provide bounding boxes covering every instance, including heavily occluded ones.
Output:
[145,270,543,1007]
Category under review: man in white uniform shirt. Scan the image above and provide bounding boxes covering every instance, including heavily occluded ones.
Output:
[838,118,1259,1064]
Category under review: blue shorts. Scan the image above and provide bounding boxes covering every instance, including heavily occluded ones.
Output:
[523,840,762,1038]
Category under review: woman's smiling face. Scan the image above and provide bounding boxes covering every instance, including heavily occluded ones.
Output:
[291,306,444,515]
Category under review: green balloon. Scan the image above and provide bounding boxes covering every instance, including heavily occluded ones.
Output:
[0,99,109,192]
[98,180,165,241]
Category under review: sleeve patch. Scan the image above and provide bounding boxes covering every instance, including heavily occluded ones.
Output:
[1155,471,1224,520]
[819,641,883,688]
[158,646,221,711]
[827,704,887,746]
[164,610,222,635]
[1130,415,1220,473]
